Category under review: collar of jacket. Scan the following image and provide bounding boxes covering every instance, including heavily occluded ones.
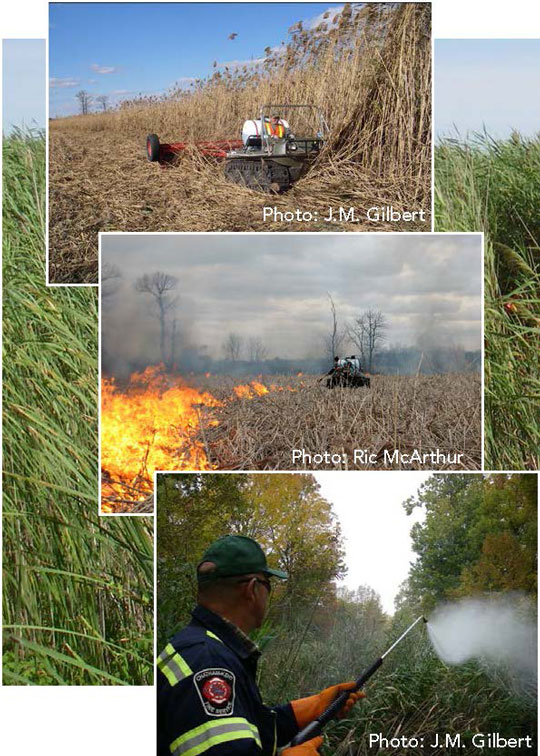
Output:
[192,604,262,662]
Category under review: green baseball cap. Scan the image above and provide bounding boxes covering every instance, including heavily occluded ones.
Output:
[197,535,288,583]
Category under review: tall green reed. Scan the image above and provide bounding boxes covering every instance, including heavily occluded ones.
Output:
[435,132,540,470]
[3,131,154,684]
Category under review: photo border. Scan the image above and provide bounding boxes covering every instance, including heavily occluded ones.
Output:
[98,230,485,516]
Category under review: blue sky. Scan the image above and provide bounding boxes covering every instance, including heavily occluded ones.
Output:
[436,39,540,139]
[3,40,45,133]
[49,2,343,117]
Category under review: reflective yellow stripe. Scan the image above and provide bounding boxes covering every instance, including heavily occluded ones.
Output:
[170,717,261,756]
[205,630,223,643]
[157,643,193,687]
[264,122,284,137]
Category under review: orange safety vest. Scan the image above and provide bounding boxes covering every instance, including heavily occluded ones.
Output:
[264,121,285,138]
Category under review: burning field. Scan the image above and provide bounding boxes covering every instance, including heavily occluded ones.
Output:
[49,3,431,283]
[101,368,481,513]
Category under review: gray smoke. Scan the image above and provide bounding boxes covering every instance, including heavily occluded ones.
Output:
[428,595,537,699]
[100,234,482,378]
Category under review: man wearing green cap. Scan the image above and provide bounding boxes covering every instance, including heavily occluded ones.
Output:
[157,535,363,756]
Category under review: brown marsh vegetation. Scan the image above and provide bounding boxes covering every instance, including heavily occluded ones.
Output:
[101,369,480,512]
[200,372,481,472]
[49,3,431,283]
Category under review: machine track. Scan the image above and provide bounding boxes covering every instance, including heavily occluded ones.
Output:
[224,159,291,192]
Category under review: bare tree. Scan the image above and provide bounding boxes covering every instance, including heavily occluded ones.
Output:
[96,94,109,112]
[135,272,178,365]
[75,90,92,115]
[247,336,268,363]
[324,293,345,362]
[170,318,178,367]
[101,262,121,302]
[223,333,243,362]
[348,309,387,372]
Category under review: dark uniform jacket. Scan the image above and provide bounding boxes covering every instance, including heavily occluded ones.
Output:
[157,605,299,756]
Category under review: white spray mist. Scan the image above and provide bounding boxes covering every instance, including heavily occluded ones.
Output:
[427,594,537,697]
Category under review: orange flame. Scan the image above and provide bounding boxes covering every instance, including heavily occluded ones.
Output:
[233,380,270,399]
[269,383,297,393]
[233,384,254,399]
[251,381,269,395]
[101,365,220,504]
[101,368,300,509]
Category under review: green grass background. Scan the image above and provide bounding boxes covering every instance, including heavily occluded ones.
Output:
[3,131,154,685]
[435,132,540,470]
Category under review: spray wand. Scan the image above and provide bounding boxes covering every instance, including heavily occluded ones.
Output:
[290,615,428,746]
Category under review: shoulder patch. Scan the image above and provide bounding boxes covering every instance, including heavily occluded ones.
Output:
[194,668,236,717]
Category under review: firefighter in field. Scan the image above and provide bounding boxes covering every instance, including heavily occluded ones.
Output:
[157,535,363,755]
[324,356,342,387]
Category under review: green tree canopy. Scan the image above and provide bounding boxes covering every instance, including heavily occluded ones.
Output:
[156,473,345,647]
[402,474,537,613]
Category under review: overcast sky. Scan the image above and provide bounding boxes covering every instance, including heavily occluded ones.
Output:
[315,471,430,614]
[102,233,482,363]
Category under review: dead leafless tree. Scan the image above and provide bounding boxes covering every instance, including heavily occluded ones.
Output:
[170,318,178,367]
[135,271,178,365]
[101,262,121,302]
[247,336,268,363]
[223,333,243,362]
[324,293,346,363]
[349,309,387,372]
[96,94,109,112]
[75,90,92,115]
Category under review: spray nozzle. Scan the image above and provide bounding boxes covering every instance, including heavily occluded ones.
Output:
[422,616,429,623]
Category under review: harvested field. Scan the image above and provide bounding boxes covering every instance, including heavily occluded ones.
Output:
[49,3,431,283]
[101,370,481,513]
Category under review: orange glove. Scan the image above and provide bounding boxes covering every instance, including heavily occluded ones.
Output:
[281,736,323,755]
[291,682,365,728]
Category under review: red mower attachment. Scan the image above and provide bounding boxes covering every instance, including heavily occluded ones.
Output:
[146,133,243,164]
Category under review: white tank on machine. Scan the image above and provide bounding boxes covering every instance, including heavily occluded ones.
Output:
[241,118,290,145]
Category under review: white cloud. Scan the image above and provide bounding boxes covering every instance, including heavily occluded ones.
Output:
[216,57,266,70]
[304,4,345,31]
[91,63,117,74]
[50,76,79,88]
[216,42,286,71]
[216,4,349,72]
